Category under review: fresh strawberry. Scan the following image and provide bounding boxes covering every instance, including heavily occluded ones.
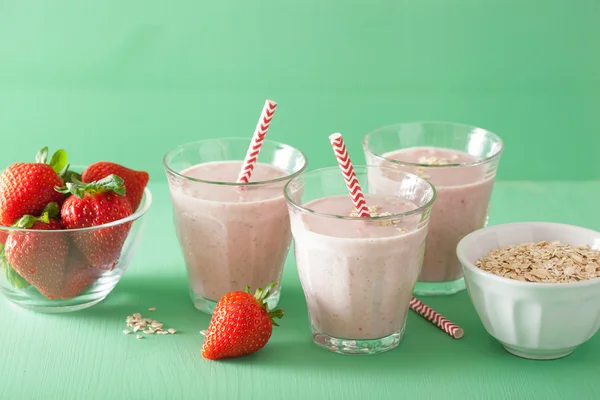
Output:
[0,231,8,246]
[201,283,284,360]
[58,247,101,300]
[0,147,68,227]
[57,175,133,270]
[82,162,149,211]
[4,202,68,299]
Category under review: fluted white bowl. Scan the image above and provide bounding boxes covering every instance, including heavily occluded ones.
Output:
[457,222,600,360]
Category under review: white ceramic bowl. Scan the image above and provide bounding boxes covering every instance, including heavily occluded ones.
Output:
[457,222,600,360]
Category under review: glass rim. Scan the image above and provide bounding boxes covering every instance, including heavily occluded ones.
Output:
[0,187,152,233]
[283,165,437,221]
[362,120,505,168]
[162,137,308,187]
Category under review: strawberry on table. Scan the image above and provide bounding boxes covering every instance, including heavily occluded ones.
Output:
[201,282,284,360]
[4,202,68,299]
[57,174,133,270]
[82,162,149,211]
[0,147,68,227]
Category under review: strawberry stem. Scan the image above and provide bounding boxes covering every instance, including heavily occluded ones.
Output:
[48,149,68,174]
[11,202,60,228]
[246,282,284,327]
[61,167,82,183]
[55,174,126,199]
[41,202,60,219]
[36,147,49,164]
[268,309,284,326]
[12,215,38,229]
[35,147,68,174]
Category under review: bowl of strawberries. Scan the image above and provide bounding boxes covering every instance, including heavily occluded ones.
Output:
[0,147,151,312]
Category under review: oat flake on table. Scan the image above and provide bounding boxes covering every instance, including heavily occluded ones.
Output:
[475,241,600,283]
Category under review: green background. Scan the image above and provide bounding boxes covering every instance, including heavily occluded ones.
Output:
[0,0,599,180]
[1,1,600,400]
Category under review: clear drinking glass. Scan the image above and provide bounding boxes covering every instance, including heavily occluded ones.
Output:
[285,166,435,354]
[363,121,504,296]
[163,138,307,314]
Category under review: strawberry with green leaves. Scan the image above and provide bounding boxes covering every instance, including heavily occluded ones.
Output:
[4,202,68,299]
[0,147,68,227]
[82,162,149,211]
[57,174,133,270]
[201,283,284,360]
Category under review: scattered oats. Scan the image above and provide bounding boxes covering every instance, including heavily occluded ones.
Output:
[123,330,131,335]
[475,241,600,283]
[168,328,177,334]
[421,174,431,180]
[136,334,143,340]
[415,168,425,175]
[123,307,177,339]
[123,312,176,338]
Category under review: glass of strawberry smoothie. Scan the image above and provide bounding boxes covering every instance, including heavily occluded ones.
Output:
[285,166,435,354]
[363,122,504,296]
[163,138,307,314]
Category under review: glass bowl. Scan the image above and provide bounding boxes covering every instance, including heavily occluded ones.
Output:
[0,185,152,313]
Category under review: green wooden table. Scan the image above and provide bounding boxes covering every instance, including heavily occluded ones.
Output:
[1,1,600,398]
[1,180,599,400]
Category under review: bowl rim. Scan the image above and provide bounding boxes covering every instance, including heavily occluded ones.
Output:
[457,221,600,289]
[0,187,153,233]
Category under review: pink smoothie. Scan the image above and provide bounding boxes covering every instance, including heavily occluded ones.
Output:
[290,194,428,340]
[169,161,292,302]
[370,147,495,283]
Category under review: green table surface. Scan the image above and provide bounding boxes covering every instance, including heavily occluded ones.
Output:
[1,180,600,400]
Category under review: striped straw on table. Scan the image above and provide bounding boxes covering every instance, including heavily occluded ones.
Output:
[409,297,464,339]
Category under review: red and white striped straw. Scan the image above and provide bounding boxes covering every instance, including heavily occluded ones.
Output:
[328,133,370,217]
[236,99,278,183]
[409,297,464,339]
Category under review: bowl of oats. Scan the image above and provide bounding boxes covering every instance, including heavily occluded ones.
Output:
[456,222,600,360]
